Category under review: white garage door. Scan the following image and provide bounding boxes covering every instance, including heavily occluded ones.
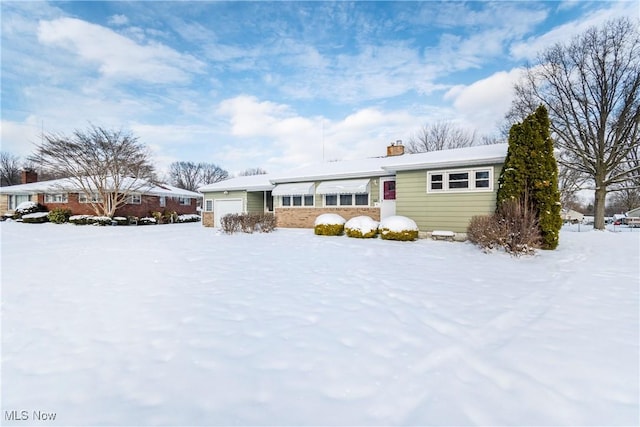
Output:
[214,199,243,227]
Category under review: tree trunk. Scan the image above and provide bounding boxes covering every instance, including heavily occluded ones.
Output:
[593,184,607,230]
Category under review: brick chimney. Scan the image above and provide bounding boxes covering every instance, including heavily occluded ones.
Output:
[386,140,405,157]
[21,169,38,184]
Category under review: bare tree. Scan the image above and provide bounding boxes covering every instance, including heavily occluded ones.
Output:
[200,163,229,185]
[406,121,476,153]
[0,151,21,186]
[28,125,156,217]
[169,161,202,192]
[168,161,229,191]
[509,18,640,229]
[238,167,268,176]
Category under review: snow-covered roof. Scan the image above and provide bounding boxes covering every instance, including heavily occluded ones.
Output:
[198,174,275,193]
[198,144,509,193]
[271,143,508,183]
[0,176,201,198]
[382,143,508,172]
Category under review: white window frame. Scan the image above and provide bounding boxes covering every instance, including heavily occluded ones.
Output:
[127,193,142,204]
[324,193,369,207]
[178,197,191,206]
[204,199,213,212]
[427,167,493,193]
[45,193,68,203]
[78,192,104,203]
[281,195,314,207]
[159,196,166,207]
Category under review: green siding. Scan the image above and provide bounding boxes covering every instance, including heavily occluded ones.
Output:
[396,165,502,233]
[203,190,247,211]
[246,191,266,213]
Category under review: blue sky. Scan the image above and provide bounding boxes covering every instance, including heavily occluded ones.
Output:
[1,1,636,176]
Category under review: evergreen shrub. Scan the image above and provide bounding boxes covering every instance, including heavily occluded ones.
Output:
[114,216,129,225]
[21,212,50,223]
[344,216,378,238]
[378,216,419,241]
[48,208,72,224]
[138,217,157,225]
[14,202,46,219]
[314,213,346,236]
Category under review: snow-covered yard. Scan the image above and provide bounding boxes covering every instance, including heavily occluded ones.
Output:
[1,221,638,426]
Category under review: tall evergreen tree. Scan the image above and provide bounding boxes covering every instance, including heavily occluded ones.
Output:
[497,105,562,249]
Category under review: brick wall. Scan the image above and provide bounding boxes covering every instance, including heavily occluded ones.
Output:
[202,212,214,227]
[36,193,198,217]
[0,195,9,214]
[275,207,381,228]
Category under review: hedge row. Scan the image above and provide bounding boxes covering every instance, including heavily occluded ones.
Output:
[220,213,276,234]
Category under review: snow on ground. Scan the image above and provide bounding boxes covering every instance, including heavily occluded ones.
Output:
[1,222,638,426]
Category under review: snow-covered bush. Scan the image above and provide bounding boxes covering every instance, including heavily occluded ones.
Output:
[69,215,114,226]
[14,201,46,219]
[21,212,50,223]
[114,216,129,225]
[379,216,419,241]
[69,215,92,225]
[314,213,346,236]
[176,214,201,223]
[138,217,157,225]
[48,208,72,224]
[344,216,379,238]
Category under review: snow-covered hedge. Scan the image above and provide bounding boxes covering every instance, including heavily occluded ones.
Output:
[21,212,50,224]
[314,213,346,236]
[14,201,46,219]
[379,216,419,241]
[344,216,379,238]
[114,216,129,226]
[69,215,113,226]
[176,214,201,223]
[138,217,157,225]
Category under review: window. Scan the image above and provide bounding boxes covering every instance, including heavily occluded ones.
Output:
[355,194,369,206]
[282,195,313,207]
[475,171,490,188]
[9,195,31,210]
[204,199,213,212]
[448,172,469,189]
[79,192,103,203]
[127,194,142,204]
[430,174,443,190]
[324,193,368,207]
[340,194,353,206]
[45,193,68,203]
[179,197,191,206]
[427,168,493,192]
[159,196,166,207]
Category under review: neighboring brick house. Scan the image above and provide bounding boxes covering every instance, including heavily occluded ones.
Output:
[199,142,509,236]
[0,172,201,217]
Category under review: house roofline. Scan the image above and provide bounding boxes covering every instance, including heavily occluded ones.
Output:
[270,170,394,184]
[382,156,507,172]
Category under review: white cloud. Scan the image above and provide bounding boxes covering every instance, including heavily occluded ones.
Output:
[444,68,525,136]
[215,96,418,171]
[37,18,206,84]
[510,1,637,61]
[108,14,128,26]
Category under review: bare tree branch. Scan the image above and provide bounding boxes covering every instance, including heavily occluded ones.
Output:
[28,125,156,217]
[506,18,640,229]
[406,121,476,153]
